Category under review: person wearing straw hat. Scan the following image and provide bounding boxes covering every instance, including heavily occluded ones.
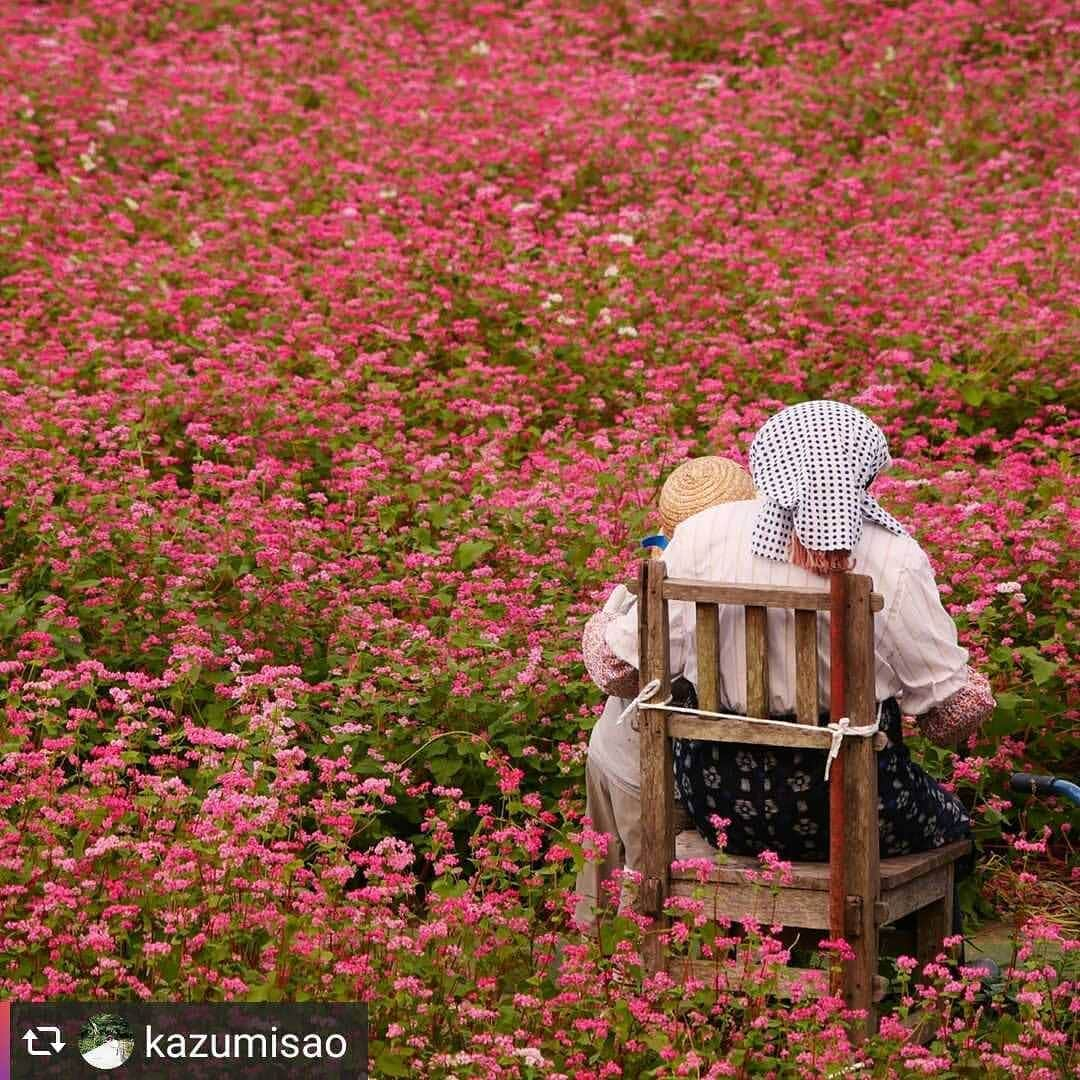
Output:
[574,456,756,931]
[587,401,994,932]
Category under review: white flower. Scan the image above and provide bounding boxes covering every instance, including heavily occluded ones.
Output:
[603,263,619,277]
[512,1047,547,1068]
[995,581,1023,594]
[188,231,203,250]
[124,196,139,211]
[696,73,725,90]
[540,292,563,309]
[470,40,490,56]
[617,325,638,337]
[884,45,896,62]
[377,186,397,199]
[555,313,576,326]
[79,141,99,172]
[607,232,634,246]
[512,201,537,213]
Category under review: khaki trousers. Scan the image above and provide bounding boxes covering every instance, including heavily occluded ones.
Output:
[573,756,642,930]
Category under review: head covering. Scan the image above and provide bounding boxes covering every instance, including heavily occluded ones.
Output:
[659,456,756,535]
[748,400,905,561]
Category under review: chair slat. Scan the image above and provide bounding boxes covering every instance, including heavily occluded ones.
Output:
[625,579,885,613]
[795,609,818,725]
[695,603,720,712]
[666,713,833,750]
[745,605,769,717]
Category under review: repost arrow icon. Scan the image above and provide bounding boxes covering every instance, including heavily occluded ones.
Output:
[21,1026,66,1055]
[39,1026,66,1052]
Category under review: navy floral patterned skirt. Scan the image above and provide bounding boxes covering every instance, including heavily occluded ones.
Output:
[671,684,971,862]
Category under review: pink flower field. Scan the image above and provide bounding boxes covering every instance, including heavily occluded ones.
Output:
[0,0,1076,1075]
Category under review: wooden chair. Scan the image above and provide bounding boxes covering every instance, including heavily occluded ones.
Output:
[633,557,972,1031]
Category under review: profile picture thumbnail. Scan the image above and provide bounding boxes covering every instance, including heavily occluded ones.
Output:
[78,1013,135,1070]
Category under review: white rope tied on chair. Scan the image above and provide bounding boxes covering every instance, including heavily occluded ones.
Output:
[616,678,664,726]
[823,699,885,780]
[624,678,882,780]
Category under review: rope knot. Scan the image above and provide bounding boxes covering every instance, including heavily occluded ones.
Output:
[617,678,662,726]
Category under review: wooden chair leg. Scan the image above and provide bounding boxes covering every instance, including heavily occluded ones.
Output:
[915,865,955,966]
[638,559,673,977]
[847,922,877,1035]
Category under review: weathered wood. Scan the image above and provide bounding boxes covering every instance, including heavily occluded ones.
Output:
[671,955,831,998]
[875,866,951,926]
[637,569,970,1022]
[745,605,769,717]
[845,894,864,939]
[625,578,884,613]
[695,603,720,713]
[665,713,835,750]
[915,864,956,965]
[672,952,888,1001]
[877,840,972,890]
[669,879,830,928]
[795,609,819,725]
[674,830,971,893]
[638,558,674,975]
[842,574,881,1034]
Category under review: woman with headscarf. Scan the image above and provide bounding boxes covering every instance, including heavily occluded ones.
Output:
[587,401,993,875]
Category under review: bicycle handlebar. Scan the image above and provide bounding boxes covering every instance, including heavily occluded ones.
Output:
[1010,773,1080,806]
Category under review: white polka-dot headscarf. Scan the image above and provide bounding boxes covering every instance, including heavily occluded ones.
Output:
[748,400,906,562]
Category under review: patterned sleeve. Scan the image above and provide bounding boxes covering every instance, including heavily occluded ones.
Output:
[582,610,640,699]
[915,667,995,746]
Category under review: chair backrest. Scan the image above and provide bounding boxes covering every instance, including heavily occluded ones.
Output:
[634,557,884,991]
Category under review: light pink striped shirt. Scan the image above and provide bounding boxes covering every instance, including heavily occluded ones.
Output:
[604,499,971,718]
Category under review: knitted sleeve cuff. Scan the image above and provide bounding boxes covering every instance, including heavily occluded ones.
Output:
[582,610,640,699]
[915,667,995,746]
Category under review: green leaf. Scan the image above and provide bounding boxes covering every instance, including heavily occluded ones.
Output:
[373,1049,414,1077]
[453,540,493,570]
[429,756,463,784]
[1016,647,1057,686]
[993,691,1023,717]
[565,537,595,567]
[959,382,986,406]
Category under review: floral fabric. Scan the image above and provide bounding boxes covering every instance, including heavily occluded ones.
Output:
[673,693,972,861]
[582,609,639,700]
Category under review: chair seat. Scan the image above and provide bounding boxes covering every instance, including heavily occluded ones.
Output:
[671,830,971,930]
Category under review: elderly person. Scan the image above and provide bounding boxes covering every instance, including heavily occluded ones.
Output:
[574,457,756,931]
[585,401,993,874]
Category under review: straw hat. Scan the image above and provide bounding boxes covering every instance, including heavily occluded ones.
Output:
[658,457,756,535]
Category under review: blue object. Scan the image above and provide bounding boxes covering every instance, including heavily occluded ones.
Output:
[641,534,668,552]
[1010,772,1080,807]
